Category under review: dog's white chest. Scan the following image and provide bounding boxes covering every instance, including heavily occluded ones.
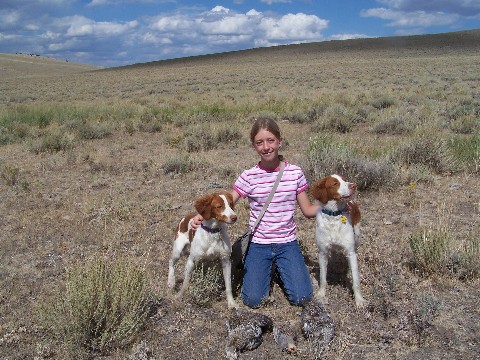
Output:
[190,231,229,260]
[315,213,356,249]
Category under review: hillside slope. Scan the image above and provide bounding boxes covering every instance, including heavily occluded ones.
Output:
[113,29,480,70]
[0,53,101,79]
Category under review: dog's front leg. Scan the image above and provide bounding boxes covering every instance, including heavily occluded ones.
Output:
[221,257,238,309]
[176,256,195,301]
[317,251,329,304]
[346,251,366,307]
[168,237,188,288]
[167,251,182,288]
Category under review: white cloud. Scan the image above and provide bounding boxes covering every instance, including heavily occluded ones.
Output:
[200,13,252,35]
[377,0,480,16]
[87,0,162,6]
[261,0,291,4]
[246,9,261,17]
[148,7,328,50]
[361,7,458,27]
[0,10,20,29]
[330,33,370,41]
[150,14,193,32]
[65,16,138,36]
[211,6,230,14]
[259,13,328,41]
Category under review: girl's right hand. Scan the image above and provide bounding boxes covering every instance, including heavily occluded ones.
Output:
[191,214,204,230]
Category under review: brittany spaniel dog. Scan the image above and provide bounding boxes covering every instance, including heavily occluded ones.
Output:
[310,174,366,307]
[167,191,238,308]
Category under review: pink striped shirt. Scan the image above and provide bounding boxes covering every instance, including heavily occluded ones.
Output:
[233,161,308,244]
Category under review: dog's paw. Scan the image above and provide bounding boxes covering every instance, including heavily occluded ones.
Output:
[355,295,366,308]
[167,274,175,288]
[315,293,329,306]
[228,300,239,309]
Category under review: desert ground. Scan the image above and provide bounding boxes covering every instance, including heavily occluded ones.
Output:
[0,30,479,359]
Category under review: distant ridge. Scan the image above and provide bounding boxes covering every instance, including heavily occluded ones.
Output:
[113,28,480,70]
[0,53,101,78]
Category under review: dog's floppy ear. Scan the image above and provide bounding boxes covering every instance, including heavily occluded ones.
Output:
[195,194,213,220]
[310,177,328,204]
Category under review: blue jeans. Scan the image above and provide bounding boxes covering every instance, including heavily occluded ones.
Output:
[241,240,313,308]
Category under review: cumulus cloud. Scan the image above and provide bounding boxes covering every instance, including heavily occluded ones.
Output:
[65,16,138,36]
[377,0,480,17]
[330,33,370,41]
[147,7,328,55]
[261,0,292,4]
[362,0,479,31]
[259,13,328,41]
[0,10,20,30]
[87,0,165,6]
[361,7,459,27]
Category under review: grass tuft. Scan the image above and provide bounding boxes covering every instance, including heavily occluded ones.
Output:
[305,135,401,190]
[1,164,19,186]
[388,132,458,174]
[39,255,152,355]
[162,154,195,175]
[409,228,452,276]
[188,262,224,307]
[448,132,480,173]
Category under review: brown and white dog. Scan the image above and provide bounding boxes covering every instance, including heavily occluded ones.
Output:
[167,191,238,308]
[310,174,366,307]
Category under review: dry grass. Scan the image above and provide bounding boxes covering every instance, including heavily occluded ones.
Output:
[0,30,479,359]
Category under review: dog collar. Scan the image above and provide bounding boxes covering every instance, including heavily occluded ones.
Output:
[321,208,345,217]
[201,223,221,233]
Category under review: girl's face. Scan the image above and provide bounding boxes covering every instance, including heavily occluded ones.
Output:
[252,128,282,166]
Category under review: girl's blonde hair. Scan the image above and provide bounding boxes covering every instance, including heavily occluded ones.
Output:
[249,117,282,143]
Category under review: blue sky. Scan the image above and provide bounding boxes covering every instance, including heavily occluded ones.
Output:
[1,0,479,67]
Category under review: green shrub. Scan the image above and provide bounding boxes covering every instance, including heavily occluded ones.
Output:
[0,127,16,145]
[181,123,242,152]
[1,165,19,186]
[388,133,457,174]
[458,236,480,279]
[313,104,360,133]
[448,114,479,134]
[412,294,441,340]
[40,256,152,355]
[78,123,112,140]
[184,124,216,152]
[448,132,480,174]
[188,262,224,307]
[162,154,195,175]
[405,164,434,184]
[0,104,138,146]
[29,131,75,153]
[215,124,242,143]
[446,100,480,120]
[370,96,396,110]
[306,102,328,122]
[305,136,400,190]
[138,107,171,133]
[371,109,415,135]
[283,109,311,124]
[409,228,452,276]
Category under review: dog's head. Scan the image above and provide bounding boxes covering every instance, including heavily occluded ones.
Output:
[310,174,356,205]
[195,191,237,224]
